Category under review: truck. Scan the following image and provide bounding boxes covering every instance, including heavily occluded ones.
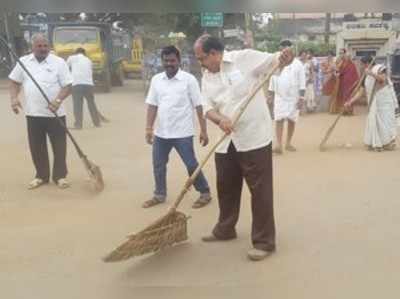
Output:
[48,22,125,92]
[121,33,143,78]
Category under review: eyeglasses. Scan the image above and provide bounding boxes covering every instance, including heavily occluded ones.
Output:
[196,53,209,63]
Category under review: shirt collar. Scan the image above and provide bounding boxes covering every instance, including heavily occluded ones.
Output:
[29,53,50,64]
[222,51,233,64]
[162,68,183,80]
[220,51,233,73]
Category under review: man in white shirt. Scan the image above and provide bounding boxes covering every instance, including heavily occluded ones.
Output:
[269,40,306,154]
[66,48,100,129]
[194,35,293,261]
[143,45,212,209]
[9,33,72,189]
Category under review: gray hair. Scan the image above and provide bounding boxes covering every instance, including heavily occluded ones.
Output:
[31,33,49,45]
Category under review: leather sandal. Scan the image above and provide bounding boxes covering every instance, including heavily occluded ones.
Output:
[57,178,70,189]
[192,194,212,209]
[142,197,164,208]
[28,178,46,190]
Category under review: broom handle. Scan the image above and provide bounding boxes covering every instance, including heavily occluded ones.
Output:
[319,56,376,148]
[171,63,281,211]
[0,37,87,160]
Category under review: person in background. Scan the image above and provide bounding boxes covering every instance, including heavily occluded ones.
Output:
[67,48,101,129]
[269,40,306,154]
[143,45,212,209]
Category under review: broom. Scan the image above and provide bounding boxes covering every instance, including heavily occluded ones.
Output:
[319,56,376,151]
[103,63,282,262]
[0,37,104,192]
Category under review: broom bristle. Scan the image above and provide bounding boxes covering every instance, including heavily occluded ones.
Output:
[83,158,104,192]
[103,211,188,262]
[89,163,104,192]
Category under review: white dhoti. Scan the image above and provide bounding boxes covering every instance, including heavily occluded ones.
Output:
[269,59,306,123]
[274,98,299,122]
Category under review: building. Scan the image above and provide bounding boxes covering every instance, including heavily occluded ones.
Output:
[267,13,400,56]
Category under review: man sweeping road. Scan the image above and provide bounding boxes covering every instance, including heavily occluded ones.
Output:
[8,33,72,189]
[67,48,101,129]
[194,35,293,261]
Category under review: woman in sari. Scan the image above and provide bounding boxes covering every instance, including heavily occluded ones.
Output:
[325,49,359,114]
[345,55,398,151]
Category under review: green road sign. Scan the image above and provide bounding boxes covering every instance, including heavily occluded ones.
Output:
[201,13,224,27]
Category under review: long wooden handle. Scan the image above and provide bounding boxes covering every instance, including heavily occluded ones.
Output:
[171,63,281,211]
[320,57,376,150]
[0,36,87,160]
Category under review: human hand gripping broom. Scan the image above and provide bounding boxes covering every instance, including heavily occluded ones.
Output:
[102,61,282,262]
[0,36,104,192]
[319,56,376,151]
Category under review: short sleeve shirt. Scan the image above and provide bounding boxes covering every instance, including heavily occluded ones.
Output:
[9,53,73,117]
[146,69,203,138]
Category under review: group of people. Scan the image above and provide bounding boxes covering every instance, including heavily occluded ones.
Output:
[7,31,399,262]
[322,48,399,151]
[143,35,293,261]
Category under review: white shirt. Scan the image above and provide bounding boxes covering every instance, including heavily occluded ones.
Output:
[9,53,73,117]
[202,49,279,153]
[66,53,94,86]
[269,58,306,103]
[146,69,203,139]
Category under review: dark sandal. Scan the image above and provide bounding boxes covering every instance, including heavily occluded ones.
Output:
[192,196,211,209]
[142,198,164,208]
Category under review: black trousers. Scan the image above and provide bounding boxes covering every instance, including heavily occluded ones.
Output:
[213,142,276,251]
[72,85,100,128]
[26,116,67,183]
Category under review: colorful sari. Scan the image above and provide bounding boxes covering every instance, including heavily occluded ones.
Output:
[329,59,359,114]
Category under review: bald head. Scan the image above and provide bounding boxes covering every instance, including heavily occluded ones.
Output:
[193,35,224,73]
[31,33,50,62]
[194,34,224,54]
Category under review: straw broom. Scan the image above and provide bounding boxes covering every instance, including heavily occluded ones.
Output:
[319,56,376,152]
[103,63,281,262]
[0,37,104,192]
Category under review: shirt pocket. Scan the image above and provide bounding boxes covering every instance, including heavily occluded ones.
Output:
[225,69,244,85]
[38,67,59,87]
[174,84,191,107]
[159,83,189,108]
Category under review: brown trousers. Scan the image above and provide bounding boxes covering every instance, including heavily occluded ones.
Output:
[213,142,276,251]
